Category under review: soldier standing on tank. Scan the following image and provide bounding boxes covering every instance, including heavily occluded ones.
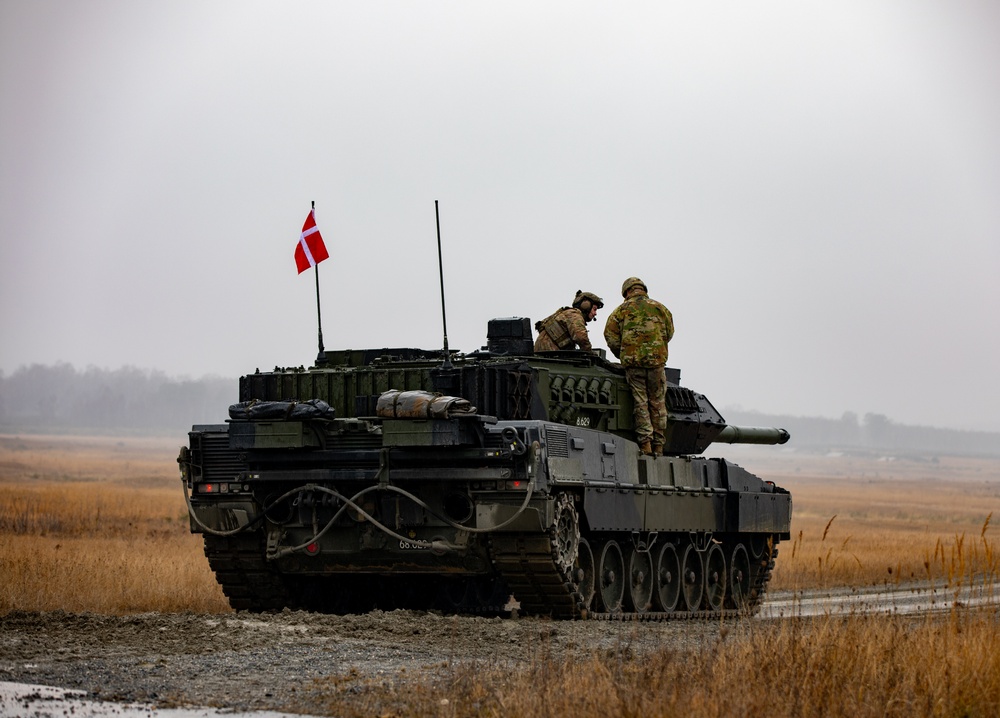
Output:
[534,290,604,352]
[604,277,674,456]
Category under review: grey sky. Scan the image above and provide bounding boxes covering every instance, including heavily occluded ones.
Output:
[2,1,998,431]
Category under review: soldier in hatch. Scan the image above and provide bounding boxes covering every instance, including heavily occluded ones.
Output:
[604,277,674,456]
[534,291,604,353]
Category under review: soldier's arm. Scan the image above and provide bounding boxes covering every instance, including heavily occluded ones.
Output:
[603,313,622,357]
[567,311,593,351]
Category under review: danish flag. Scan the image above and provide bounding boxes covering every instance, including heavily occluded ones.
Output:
[294,209,330,274]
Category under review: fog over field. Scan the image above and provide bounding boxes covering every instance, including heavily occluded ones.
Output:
[2,1,998,432]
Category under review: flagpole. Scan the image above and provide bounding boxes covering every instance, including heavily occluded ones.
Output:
[312,200,326,361]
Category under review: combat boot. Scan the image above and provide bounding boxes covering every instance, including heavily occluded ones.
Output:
[639,439,652,456]
[652,443,664,457]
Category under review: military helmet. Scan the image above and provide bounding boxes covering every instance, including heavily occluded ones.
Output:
[572,290,604,311]
[621,276,647,297]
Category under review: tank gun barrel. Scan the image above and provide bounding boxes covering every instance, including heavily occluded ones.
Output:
[716,425,790,446]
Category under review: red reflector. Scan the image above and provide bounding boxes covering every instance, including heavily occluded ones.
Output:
[305,543,319,555]
[513,481,521,488]
[200,484,214,493]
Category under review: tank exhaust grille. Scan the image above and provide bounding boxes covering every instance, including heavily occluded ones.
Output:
[545,427,569,457]
[193,434,245,483]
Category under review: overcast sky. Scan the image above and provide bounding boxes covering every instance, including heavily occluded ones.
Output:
[2,1,998,432]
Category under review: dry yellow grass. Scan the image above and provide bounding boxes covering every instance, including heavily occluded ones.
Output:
[0,534,225,613]
[750,450,1000,590]
[0,434,229,614]
[306,609,1000,718]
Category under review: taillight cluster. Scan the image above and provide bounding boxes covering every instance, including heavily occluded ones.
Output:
[195,482,249,494]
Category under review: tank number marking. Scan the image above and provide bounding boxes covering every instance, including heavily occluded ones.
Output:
[575,416,591,427]
[398,540,428,550]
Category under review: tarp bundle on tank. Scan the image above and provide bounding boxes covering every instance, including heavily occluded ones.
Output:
[376,389,477,419]
[228,398,336,421]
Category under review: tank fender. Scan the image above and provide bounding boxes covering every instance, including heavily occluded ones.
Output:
[722,461,792,534]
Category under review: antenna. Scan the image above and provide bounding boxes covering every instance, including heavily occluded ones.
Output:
[435,200,452,368]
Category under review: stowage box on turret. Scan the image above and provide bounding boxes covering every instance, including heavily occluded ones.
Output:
[178,317,791,618]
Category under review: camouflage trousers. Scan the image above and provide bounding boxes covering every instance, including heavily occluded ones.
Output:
[625,367,667,446]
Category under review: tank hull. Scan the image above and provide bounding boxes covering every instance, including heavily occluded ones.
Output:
[181,412,790,618]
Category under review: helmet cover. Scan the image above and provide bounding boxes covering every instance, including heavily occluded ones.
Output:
[621,277,647,297]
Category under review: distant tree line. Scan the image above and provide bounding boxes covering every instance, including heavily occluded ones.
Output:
[0,363,235,435]
[1,364,997,456]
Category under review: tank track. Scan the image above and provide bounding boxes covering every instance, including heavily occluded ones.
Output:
[204,532,511,615]
[203,533,297,611]
[491,534,582,619]
[491,532,777,621]
[205,530,776,619]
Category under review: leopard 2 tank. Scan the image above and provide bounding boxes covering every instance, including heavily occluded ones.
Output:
[178,317,791,618]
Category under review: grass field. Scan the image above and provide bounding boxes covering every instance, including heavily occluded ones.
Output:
[0,434,229,613]
[1,434,998,716]
[717,447,1000,591]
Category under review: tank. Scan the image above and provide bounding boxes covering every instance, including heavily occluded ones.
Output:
[178,317,792,618]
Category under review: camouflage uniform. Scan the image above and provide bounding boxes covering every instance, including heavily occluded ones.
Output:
[604,280,674,452]
[534,307,593,352]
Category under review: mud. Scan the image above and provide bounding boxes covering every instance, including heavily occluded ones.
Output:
[0,609,722,714]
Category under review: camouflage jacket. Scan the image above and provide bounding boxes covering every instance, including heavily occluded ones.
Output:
[534,307,593,352]
[603,292,674,367]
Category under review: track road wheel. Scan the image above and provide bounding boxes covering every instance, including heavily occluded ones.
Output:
[680,543,704,611]
[749,533,770,560]
[573,538,596,611]
[625,546,654,612]
[594,541,624,613]
[703,542,727,611]
[653,543,681,612]
[551,493,581,577]
[726,543,751,609]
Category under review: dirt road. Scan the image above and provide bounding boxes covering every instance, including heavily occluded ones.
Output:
[0,608,726,715]
[1,579,986,716]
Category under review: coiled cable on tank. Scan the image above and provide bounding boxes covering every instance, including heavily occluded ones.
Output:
[272,482,536,557]
[184,480,535,555]
[181,480,269,537]
[182,479,343,538]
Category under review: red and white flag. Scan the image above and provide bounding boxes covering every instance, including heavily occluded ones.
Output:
[294,209,330,274]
